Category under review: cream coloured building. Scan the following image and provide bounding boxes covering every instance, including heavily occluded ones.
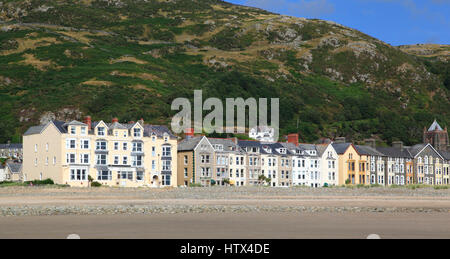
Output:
[23,117,177,187]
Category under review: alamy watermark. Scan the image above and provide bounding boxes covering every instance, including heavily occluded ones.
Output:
[171,90,280,141]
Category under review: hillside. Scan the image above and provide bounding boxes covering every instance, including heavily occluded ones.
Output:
[0,0,449,145]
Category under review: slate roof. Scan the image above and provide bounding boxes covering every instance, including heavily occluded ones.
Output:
[23,125,46,136]
[178,137,204,151]
[428,120,444,131]
[354,145,385,156]
[439,151,450,161]
[376,147,412,158]
[6,163,22,173]
[332,143,352,154]
[208,138,241,153]
[406,144,428,157]
[24,120,176,138]
[315,144,329,157]
[0,143,23,149]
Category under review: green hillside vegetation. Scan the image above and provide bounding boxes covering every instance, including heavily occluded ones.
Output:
[0,0,449,145]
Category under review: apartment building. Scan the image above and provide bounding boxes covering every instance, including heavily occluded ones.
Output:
[408,143,444,185]
[376,142,411,186]
[177,136,215,187]
[209,138,243,186]
[316,144,338,187]
[23,117,177,187]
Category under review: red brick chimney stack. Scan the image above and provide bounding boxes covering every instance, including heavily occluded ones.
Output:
[85,116,92,130]
[287,133,299,146]
[185,128,194,139]
[112,118,119,123]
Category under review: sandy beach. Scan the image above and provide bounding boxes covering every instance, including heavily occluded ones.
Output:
[0,186,449,238]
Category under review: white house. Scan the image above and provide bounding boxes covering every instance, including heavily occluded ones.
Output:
[249,126,276,143]
[316,144,338,187]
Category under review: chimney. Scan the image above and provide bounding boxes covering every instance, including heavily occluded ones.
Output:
[335,137,346,144]
[185,128,194,139]
[112,117,119,123]
[393,141,404,151]
[233,137,238,145]
[84,116,92,130]
[128,121,135,124]
[364,139,376,149]
[287,133,299,146]
[138,118,144,125]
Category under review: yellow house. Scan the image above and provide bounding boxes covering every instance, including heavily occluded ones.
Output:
[23,117,177,188]
[332,142,368,185]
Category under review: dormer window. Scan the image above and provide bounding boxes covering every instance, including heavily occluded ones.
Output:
[70,127,76,135]
[134,128,141,138]
[214,145,223,151]
[98,127,105,136]
[81,127,86,135]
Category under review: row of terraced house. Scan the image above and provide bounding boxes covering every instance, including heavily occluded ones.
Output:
[19,117,450,188]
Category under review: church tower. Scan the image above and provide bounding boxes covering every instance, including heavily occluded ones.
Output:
[423,120,449,151]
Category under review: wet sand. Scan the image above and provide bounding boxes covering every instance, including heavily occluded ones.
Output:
[0,212,449,239]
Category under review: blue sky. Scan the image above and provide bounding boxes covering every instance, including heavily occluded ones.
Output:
[226,0,450,46]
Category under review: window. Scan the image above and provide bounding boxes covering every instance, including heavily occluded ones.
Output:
[123,142,128,151]
[201,155,210,163]
[96,154,107,165]
[45,157,48,165]
[162,146,171,157]
[70,127,76,135]
[114,142,119,150]
[66,139,76,149]
[132,142,143,152]
[133,128,141,138]
[162,175,171,186]
[123,131,127,138]
[136,171,144,181]
[120,171,133,180]
[46,143,49,151]
[96,141,107,150]
[98,127,105,136]
[132,155,143,167]
[184,168,188,177]
[80,139,89,149]
[114,156,119,165]
[81,127,86,135]
[152,160,156,170]
[66,153,76,164]
[53,156,56,165]
[80,154,89,164]
[184,156,188,165]
[70,169,87,181]
[163,160,171,171]
[152,146,156,156]
[97,170,111,181]
[123,156,128,165]
[35,144,38,152]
